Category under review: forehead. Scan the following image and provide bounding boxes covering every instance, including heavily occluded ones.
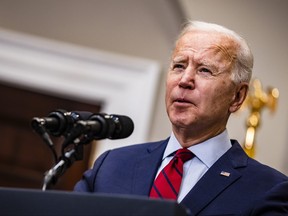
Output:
[173,30,238,63]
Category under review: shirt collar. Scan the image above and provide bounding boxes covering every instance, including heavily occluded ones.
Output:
[164,129,232,168]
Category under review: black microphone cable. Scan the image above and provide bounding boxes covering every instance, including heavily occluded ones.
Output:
[31,116,58,163]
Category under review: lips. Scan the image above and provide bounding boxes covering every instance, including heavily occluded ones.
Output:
[174,97,192,104]
[175,99,187,103]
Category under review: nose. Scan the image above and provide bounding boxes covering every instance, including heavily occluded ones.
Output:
[178,68,195,89]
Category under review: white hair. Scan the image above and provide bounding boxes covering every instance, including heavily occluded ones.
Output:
[177,20,254,84]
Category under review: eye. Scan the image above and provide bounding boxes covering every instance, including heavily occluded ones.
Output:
[199,67,212,74]
[172,63,185,71]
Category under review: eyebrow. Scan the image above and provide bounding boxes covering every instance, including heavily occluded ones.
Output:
[199,59,214,67]
[196,59,219,73]
[172,56,188,63]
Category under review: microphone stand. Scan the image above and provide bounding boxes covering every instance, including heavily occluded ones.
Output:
[42,144,84,191]
[41,121,91,191]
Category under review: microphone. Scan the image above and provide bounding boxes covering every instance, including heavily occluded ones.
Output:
[31,110,134,140]
[86,113,134,140]
[31,110,92,137]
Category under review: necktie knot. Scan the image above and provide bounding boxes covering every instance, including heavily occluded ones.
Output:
[174,148,194,163]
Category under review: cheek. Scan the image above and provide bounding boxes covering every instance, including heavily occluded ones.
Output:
[212,87,234,111]
[165,80,171,97]
[165,76,178,100]
[165,86,173,110]
[201,82,233,108]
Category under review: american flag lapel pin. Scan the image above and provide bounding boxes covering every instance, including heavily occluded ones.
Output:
[220,171,231,177]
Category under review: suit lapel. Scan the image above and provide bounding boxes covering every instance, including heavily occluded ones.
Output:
[132,139,168,196]
[181,141,248,215]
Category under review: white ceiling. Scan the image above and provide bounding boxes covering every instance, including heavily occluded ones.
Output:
[0,0,185,64]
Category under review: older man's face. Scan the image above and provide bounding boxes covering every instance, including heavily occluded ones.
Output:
[165,30,245,140]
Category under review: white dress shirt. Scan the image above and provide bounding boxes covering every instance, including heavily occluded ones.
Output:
[155,129,232,202]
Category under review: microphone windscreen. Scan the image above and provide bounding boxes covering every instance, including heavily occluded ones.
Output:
[111,115,134,139]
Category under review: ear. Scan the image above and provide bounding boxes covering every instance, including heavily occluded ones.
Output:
[229,83,249,113]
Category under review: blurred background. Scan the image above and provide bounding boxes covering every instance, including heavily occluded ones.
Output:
[0,0,287,191]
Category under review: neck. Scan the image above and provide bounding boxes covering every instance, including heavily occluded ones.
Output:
[172,125,226,148]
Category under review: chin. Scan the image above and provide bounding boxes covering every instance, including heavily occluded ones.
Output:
[170,115,191,128]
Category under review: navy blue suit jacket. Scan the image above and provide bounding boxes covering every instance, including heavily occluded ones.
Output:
[74,139,288,215]
[247,181,288,215]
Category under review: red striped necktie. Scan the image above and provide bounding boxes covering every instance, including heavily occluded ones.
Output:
[149,148,194,200]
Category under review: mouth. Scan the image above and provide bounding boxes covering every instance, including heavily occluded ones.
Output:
[176,98,186,102]
[174,98,192,104]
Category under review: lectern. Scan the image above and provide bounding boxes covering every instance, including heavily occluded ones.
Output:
[0,187,190,216]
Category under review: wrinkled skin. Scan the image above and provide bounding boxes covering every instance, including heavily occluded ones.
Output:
[165,30,248,147]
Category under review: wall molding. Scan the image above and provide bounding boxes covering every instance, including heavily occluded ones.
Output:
[0,28,161,161]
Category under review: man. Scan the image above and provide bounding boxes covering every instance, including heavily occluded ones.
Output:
[74,21,288,215]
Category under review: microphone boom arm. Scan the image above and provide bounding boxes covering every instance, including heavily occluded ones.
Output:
[42,144,84,191]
